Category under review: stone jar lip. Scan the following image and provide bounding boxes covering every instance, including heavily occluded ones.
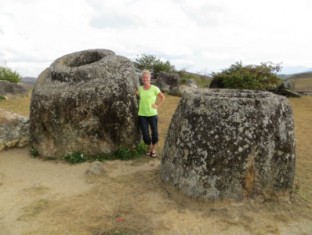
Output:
[52,49,115,68]
[187,89,276,99]
[47,49,130,84]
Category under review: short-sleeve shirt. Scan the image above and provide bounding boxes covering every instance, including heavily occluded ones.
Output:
[138,85,161,116]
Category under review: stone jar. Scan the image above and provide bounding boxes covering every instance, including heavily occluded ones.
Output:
[30,49,140,158]
[160,89,296,201]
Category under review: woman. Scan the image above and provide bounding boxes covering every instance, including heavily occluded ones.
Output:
[137,70,165,157]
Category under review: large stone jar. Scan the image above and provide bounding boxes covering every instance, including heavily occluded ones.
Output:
[160,89,296,201]
[30,49,140,158]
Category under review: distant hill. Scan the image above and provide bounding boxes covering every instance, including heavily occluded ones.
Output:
[177,70,212,88]
[286,71,312,80]
[22,76,37,84]
[278,74,292,79]
[21,77,37,91]
[285,72,312,91]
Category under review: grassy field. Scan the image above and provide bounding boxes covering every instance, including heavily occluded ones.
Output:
[292,78,312,91]
[287,72,312,91]
[1,92,312,234]
[288,97,312,203]
[0,94,31,116]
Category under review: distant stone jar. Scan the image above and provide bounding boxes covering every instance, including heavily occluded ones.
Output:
[30,49,140,158]
[0,109,29,151]
[160,89,296,201]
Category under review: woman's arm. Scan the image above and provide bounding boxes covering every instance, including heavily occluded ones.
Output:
[152,92,165,109]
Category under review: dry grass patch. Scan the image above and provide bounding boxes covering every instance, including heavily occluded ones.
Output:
[293,78,312,91]
[157,95,180,151]
[0,94,31,117]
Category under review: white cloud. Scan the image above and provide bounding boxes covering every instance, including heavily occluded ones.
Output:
[0,0,311,77]
[180,1,225,27]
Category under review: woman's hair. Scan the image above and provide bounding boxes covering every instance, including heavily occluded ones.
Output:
[142,70,151,78]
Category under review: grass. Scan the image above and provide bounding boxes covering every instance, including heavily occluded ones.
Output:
[292,78,312,91]
[18,199,50,221]
[157,95,180,151]
[288,96,312,205]
[0,93,31,116]
[287,72,312,91]
[63,142,147,164]
[288,71,312,79]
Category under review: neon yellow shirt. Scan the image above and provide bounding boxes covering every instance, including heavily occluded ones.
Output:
[138,85,160,116]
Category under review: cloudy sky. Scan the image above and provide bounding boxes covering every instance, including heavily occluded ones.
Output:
[0,0,311,77]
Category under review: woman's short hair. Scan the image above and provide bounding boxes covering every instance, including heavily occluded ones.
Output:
[142,70,151,78]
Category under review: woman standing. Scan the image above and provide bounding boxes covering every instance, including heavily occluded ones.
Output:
[137,70,165,157]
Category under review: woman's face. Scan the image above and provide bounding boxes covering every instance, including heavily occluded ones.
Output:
[142,73,150,84]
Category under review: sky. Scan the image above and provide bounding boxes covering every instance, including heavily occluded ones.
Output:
[0,0,312,78]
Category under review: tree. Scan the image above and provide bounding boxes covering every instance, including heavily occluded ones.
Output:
[133,54,175,77]
[0,66,21,83]
[210,62,282,90]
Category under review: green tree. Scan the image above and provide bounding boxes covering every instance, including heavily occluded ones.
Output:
[0,66,21,83]
[210,62,282,90]
[134,54,175,77]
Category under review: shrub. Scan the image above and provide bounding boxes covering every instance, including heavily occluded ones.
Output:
[177,70,211,88]
[30,148,39,158]
[210,62,282,90]
[64,152,87,164]
[134,54,175,77]
[0,66,21,83]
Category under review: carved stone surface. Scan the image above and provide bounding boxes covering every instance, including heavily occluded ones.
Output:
[30,49,140,158]
[160,89,296,201]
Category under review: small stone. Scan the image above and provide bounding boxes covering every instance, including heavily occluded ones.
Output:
[85,161,104,176]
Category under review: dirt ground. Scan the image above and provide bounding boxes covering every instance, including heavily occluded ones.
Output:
[0,96,312,235]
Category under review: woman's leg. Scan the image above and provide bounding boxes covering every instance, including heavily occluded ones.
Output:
[148,116,158,156]
[138,116,152,152]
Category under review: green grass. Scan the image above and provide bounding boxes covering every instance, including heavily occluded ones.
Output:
[30,147,39,158]
[63,142,147,164]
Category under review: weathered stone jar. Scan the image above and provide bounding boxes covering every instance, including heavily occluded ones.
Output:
[0,109,29,151]
[160,89,296,201]
[30,49,140,158]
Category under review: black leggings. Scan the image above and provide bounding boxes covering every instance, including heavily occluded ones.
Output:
[138,116,159,145]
